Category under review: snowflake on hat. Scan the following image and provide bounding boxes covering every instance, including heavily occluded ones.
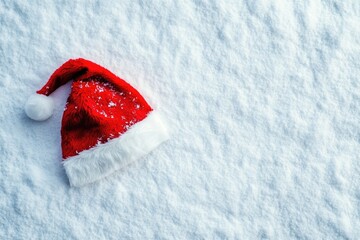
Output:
[25,58,169,187]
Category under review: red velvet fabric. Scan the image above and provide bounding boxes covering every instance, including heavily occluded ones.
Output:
[37,58,152,159]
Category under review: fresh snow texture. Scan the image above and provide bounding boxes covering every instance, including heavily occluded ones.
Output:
[1,0,360,239]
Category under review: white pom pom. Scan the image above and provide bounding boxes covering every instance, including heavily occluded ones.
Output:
[25,94,54,121]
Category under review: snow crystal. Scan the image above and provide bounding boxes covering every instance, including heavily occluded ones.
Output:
[108,101,116,107]
[1,0,360,239]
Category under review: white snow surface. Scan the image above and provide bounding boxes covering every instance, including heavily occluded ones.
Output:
[1,1,360,239]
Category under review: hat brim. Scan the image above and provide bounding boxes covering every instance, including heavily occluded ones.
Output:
[62,111,170,187]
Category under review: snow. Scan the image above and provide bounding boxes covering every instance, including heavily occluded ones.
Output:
[0,0,359,239]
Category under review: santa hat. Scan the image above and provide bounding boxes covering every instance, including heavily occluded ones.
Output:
[25,58,169,187]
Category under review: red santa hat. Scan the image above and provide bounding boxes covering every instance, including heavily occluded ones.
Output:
[25,58,169,187]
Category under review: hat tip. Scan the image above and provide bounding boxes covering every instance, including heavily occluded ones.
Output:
[25,94,54,121]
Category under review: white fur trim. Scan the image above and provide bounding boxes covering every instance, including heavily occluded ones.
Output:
[25,94,54,121]
[63,111,170,187]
